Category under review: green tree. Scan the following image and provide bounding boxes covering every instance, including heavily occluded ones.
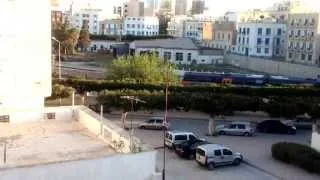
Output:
[52,21,79,55]
[78,21,91,52]
[106,54,179,84]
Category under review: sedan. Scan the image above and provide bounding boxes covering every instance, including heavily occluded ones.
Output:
[175,139,210,159]
[257,120,296,134]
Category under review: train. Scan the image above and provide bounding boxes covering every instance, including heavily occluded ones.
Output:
[182,72,320,87]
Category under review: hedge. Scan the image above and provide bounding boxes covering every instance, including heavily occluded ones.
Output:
[53,79,320,97]
[272,142,320,174]
[90,34,174,41]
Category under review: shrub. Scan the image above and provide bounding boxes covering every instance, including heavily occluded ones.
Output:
[271,142,320,174]
[48,84,74,100]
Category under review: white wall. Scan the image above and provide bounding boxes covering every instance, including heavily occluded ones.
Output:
[0,151,157,180]
[311,131,320,152]
[88,40,125,52]
[123,17,159,36]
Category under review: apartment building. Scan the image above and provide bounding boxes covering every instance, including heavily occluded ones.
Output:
[235,19,286,58]
[172,0,188,15]
[203,21,237,51]
[286,13,320,66]
[72,8,102,34]
[99,19,123,36]
[123,16,159,36]
[191,0,205,15]
[123,0,145,17]
[184,20,213,41]
[51,10,64,25]
[167,16,191,37]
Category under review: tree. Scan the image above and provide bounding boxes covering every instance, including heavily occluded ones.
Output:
[52,21,79,55]
[106,54,179,84]
[78,20,91,52]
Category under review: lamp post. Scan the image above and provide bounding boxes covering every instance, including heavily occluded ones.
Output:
[120,96,146,152]
[52,37,61,80]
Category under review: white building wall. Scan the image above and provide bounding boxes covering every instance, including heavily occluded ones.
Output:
[0,0,51,123]
[123,17,159,36]
[235,22,286,58]
[88,40,125,52]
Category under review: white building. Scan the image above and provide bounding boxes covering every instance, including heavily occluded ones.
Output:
[0,0,51,123]
[235,19,286,58]
[129,38,224,64]
[99,19,123,36]
[123,16,159,36]
[167,15,191,37]
[72,8,102,34]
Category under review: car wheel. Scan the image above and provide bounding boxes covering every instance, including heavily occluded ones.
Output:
[188,153,195,160]
[243,132,250,136]
[140,126,146,129]
[207,162,215,170]
[233,158,241,166]
[219,131,226,135]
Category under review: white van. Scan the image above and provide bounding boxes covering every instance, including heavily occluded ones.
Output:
[165,131,202,149]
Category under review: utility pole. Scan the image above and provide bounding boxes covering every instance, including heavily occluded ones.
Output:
[163,61,170,180]
[52,37,61,79]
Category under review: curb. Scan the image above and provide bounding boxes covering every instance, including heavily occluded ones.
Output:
[107,113,209,121]
[243,160,285,180]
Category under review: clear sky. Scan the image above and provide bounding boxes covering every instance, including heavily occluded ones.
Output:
[58,0,320,17]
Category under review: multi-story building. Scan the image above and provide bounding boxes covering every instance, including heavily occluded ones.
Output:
[123,0,145,17]
[72,8,102,34]
[191,0,205,15]
[144,0,162,16]
[99,19,123,36]
[203,21,237,51]
[184,20,213,41]
[167,15,191,37]
[235,19,286,58]
[286,13,320,66]
[172,0,188,15]
[51,10,64,25]
[123,16,159,36]
[113,6,123,17]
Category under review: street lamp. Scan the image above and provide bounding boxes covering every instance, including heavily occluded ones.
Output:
[120,96,146,152]
[52,37,61,80]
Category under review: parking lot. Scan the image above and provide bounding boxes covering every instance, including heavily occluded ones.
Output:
[107,116,320,180]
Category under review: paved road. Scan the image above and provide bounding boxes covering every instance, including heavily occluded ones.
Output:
[107,116,319,180]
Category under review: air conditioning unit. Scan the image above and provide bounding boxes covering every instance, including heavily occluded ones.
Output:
[44,113,56,120]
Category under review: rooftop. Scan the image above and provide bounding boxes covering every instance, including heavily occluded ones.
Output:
[0,121,115,168]
[132,38,198,50]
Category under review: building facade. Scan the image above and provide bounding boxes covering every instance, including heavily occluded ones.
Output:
[172,0,188,15]
[72,8,102,34]
[0,0,51,123]
[167,16,191,37]
[51,10,64,25]
[123,16,159,36]
[235,20,286,58]
[184,20,213,41]
[129,38,224,65]
[191,0,205,15]
[286,13,320,66]
[203,21,237,51]
[99,19,123,36]
[123,0,145,17]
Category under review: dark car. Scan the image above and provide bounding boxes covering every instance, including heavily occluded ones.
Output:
[175,139,210,159]
[257,120,296,134]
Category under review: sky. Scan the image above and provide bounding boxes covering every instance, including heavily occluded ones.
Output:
[57,0,320,17]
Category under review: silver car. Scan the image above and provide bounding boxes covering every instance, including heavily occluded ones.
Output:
[196,144,243,170]
[216,122,255,136]
[139,117,169,130]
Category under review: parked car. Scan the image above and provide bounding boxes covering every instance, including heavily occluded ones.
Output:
[196,144,243,170]
[139,117,169,130]
[216,122,255,136]
[175,139,210,159]
[287,117,313,129]
[165,131,203,150]
[256,120,296,134]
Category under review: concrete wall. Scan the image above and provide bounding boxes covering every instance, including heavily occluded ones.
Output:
[311,124,320,152]
[224,54,320,78]
[0,151,157,180]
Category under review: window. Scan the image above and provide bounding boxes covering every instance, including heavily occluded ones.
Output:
[137,24,140,28]
[246,38,249,44]
[301,54,306,60]
[257,48,261,53]
[265,38,270,45]
[247,28,250,34]
[309,43,313,50]
[222,33,225,39]
[223,149,233,156]
[132,24,135,28]
[265,48,269,54]
[176,52,183,61]
[239,28,242,33]
[175,135,187,141]
[308,55,313,61]
[266,28,271,35]
[276,38,280,45]
[257,38,262,44]
[127,24,130,28]
[187,53,192,61]
[311,31,314,37]
[229,124,237,129]
[277,28,282,35]
[189,135,197,141]
[238,37,241,43]
[289,53,293,58]
[163,52,171,60]
[214,150,222,156]
[242,37,245,44]
[156,119,163,124]
[237,124,245,129]
[258,28,262,35]
[243,28,246,34]
[297,30,301,36]
[305,19,308,25]
[276,48,280,54]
